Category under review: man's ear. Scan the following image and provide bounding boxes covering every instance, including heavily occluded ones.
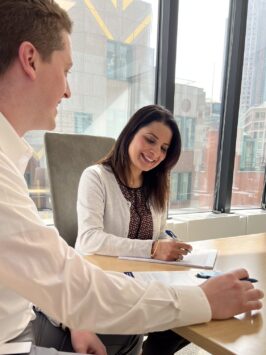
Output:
[18,41,38,80]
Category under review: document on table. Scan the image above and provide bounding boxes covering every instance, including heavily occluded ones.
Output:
[0,341,32,354]
[125,270,204,286]
[119,248,218,269]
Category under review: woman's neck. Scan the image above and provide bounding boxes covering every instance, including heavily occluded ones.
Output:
[127,170,143,188]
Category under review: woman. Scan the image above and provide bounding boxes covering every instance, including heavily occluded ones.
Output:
[76,104,192,261]
[76,104,192,355]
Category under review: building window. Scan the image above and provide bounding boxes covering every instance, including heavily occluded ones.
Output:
[74,112,93,133]
[107,41,132,81]
[175,115,195,150]
[240,135,256,171]
[171,172,192,202]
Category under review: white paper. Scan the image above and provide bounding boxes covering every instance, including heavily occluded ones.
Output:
[0,341,32,354]
[119,248,218,269]
[132,270,204,286]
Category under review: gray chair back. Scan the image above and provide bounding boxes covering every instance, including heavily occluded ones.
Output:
[44,132,115,247]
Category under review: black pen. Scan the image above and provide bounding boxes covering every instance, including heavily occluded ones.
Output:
[124,271,134,278]
[165,230,191,253]
[240,277,258,283]
[196,272,258,283]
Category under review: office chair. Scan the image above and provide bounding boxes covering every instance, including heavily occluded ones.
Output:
[44,132,115,247]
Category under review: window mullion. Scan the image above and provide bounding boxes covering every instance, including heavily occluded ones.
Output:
[213,0,248,213]
[155,0,179,112]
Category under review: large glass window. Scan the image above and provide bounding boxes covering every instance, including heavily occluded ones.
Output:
[24,0,159,212]
[232,0,266,209]
[169,0,230,213]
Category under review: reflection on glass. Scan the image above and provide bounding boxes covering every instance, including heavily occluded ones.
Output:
[232,0,266,209]
[170,0,229,213]
[24,0,159,211]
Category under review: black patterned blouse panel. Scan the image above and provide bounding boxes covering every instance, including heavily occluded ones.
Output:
[117,179,153,240]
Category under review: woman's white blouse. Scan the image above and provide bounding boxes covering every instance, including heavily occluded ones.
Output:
[76,164,166,257]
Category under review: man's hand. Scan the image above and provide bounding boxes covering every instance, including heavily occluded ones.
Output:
[71,329,107,355]
[200,268,264,319]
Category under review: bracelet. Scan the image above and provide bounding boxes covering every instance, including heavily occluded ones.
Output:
[151,240,160,258]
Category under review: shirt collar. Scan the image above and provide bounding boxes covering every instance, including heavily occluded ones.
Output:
[0,113,33,174]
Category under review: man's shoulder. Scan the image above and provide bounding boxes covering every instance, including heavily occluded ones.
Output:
[0,149,16,174]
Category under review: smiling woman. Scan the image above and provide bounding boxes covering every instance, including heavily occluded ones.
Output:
[75,104,192,355]
[76,104,192,260]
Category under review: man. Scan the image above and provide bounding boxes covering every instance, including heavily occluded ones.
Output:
[0,1,264,354]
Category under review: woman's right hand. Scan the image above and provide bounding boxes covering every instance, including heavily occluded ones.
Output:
[151,239,192,261]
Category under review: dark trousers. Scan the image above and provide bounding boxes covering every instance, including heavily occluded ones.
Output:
[11,310,142,355]
[142,331,189,355]
[11,310,188,355]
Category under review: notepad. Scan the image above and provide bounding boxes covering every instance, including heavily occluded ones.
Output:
[0,341,32,355]
[119,248,217,269]
[126,270,204,286]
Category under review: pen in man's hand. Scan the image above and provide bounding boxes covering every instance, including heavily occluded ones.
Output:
[165,230,191,253]
[240,277,258,283]
[196,272,258,283]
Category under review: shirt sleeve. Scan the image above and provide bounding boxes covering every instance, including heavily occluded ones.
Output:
[76,167,154,257]
[0,156,212,334]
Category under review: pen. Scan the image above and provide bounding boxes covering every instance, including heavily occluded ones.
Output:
[124,271,134,278]
[165,230,178,239]
[165,230,191,253]
[196,272,258,283]
[240,277,258,283]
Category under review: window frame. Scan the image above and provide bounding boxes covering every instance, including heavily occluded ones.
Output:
[156,0,262,214]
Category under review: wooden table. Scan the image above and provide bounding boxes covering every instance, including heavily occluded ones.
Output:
[85,233,266,355]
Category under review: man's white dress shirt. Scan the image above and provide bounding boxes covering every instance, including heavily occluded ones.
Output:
[0,113,211,344]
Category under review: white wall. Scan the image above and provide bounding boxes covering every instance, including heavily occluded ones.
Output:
[166,210,266,241]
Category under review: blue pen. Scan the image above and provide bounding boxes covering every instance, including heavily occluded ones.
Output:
[165,230,178,239]
[165,230,191,253]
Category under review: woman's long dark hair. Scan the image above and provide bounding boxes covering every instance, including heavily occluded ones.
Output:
[101,104,182,212]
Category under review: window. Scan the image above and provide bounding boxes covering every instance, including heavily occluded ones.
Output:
[232,0,266,208]
[175,115,195,150]
[240,134,257,171]
[106,41,132,81]
[170,172,192,206]
[23,0,266,216]
[170,0,229,213]
[24,0,159,211]
[74,112,93,133]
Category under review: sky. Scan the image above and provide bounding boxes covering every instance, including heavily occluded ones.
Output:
[146,0,230,102]
[175,0,230,102]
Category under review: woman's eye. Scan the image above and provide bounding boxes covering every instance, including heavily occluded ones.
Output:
[161,147,168,153]
[145,137,155,144]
